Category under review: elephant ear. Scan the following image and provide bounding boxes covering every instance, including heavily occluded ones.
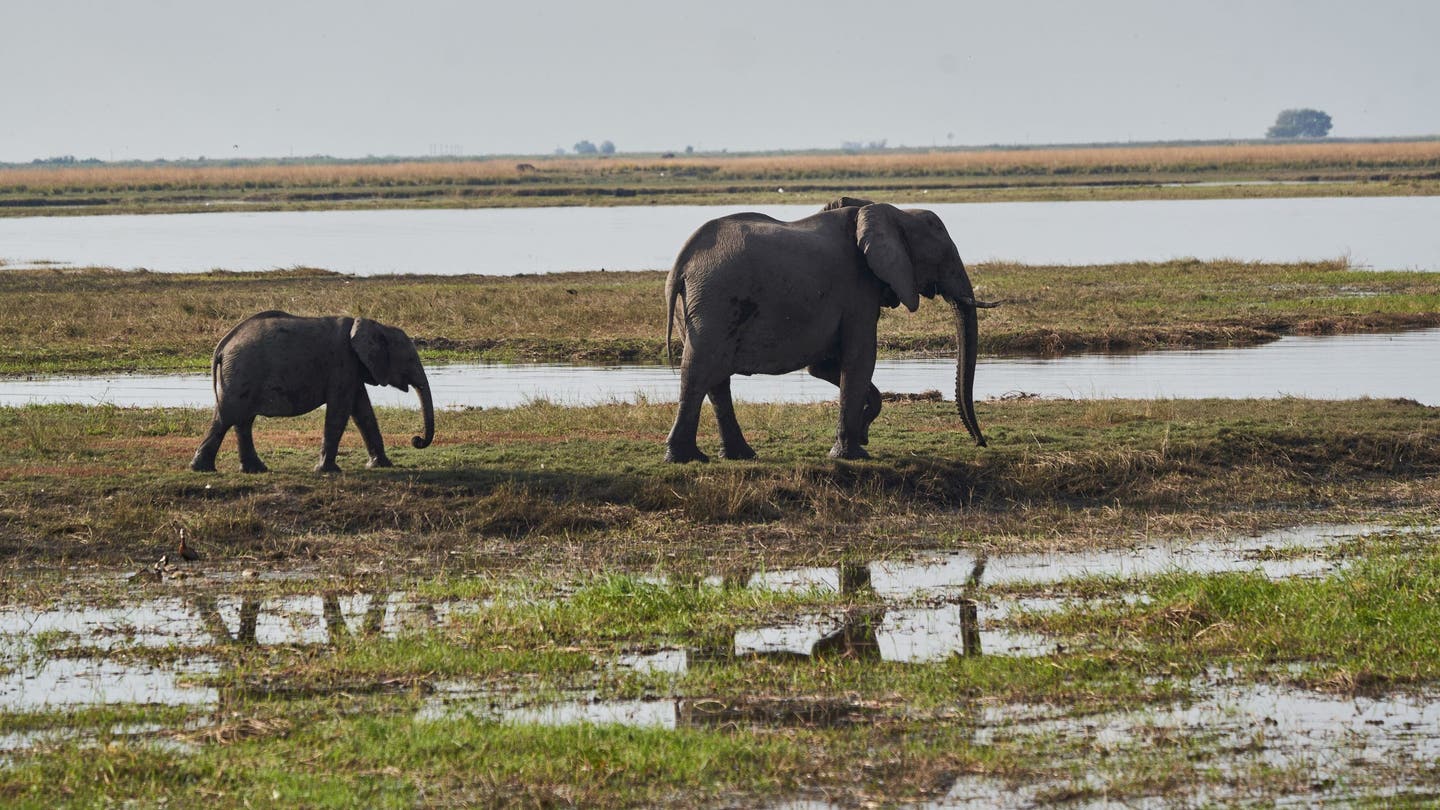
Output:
[350,318,392,387]
[856,204,919,312]
[822,196,876,212]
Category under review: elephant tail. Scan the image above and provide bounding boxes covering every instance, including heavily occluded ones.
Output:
[665,265,685,366]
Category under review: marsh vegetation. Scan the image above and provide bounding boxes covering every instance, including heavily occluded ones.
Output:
[3,260,1439,374]
[3,239,1440,803]
[5,139,1440,216]
[1,396,1438,805]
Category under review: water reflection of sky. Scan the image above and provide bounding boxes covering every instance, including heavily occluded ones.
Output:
[2,197,1438,274]
[3,329,1438,408]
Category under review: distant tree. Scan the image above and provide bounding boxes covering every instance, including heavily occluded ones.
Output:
[554,147,567,156]
[599,140,615,155]
[1267,108,1332,139]
[684,145,694,154]
[573,140,598,154]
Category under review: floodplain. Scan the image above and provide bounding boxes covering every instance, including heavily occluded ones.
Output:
[3,240,1440,803]
[2,387,1439,805]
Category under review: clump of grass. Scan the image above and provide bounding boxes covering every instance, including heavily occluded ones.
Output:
[1026,537,1440,686]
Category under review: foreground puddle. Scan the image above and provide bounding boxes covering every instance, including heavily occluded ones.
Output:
[0,523,1421,721]
[868,523,1386,597]
[0,657,220,711]
[0,592,481,656]
[417,683,877,731]
[934,674,1440,808]
[414,672,1440,807]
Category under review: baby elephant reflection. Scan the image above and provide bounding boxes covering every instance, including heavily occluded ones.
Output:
[190,311,435,473]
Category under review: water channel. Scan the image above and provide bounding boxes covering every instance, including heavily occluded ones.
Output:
[3,196,1439,274]
[3,329,1438,409]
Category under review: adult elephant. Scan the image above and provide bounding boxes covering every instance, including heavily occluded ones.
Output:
[190,311,434,473]
[663,197,995,462]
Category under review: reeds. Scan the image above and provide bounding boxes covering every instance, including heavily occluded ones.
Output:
[5,140,1440,192]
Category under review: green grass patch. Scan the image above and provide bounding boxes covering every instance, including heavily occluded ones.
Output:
[2,397,1438,579]
[1,260,1439,373]
[1029,540,1440,687]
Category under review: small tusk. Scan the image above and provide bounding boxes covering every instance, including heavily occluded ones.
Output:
[957,297,1002,309]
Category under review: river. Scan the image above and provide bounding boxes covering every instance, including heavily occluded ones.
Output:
[3,329,1436,409]
[3,196,1439,275]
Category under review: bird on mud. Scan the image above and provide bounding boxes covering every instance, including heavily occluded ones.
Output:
[178,528,201,562]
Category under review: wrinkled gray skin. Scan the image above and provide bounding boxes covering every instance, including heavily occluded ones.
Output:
[190,311,435,473]
[664,197,994,462]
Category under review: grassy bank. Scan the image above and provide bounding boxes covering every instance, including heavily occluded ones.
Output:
[3,260,1439,373]
[2,396,1437,579]
[5,140,1440,215]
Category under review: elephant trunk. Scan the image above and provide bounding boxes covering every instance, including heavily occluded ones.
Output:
[411,372,434,449]
[950,298,987,447]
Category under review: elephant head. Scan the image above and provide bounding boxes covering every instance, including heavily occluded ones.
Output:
[350,318,435,449]
[853,203,996,447]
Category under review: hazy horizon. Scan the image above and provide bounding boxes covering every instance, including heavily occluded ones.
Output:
[4,0,1438,163]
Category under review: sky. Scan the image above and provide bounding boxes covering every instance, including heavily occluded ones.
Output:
[3,0,1438,162]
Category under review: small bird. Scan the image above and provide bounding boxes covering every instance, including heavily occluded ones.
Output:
[178,528,201,562]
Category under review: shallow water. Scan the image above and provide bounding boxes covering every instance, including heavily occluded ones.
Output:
[415,671,1440,808]
[1,523,1398,714]
[0,657,220,711]
[5,329,1440,409]
[868,523,1380,597]
[940,674,1440,808]
[3,196,1439,274]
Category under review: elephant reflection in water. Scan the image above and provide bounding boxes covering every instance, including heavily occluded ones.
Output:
[189,592,428,646]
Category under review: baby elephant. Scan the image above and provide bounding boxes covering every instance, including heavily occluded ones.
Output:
[190,311,435,473]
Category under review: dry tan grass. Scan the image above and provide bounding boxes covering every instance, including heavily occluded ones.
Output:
[5,140,1440,192]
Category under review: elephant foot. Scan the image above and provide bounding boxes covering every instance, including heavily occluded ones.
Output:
[828,441,871,461]
[241,459,270,474]
[314,461,343,474]
[665,444,710,464]
[720,442,757,461]
[367,456,393,469]
[189,458,217,473]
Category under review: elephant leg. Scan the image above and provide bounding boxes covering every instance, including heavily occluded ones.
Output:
[709,379,755,460]
[316,399,352,473]
[235,418,268,473]
[807,359,882,445]
[830,343,877,460]
[665,364,715,463]
[350,389,392,469]
[190,415,230,472]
